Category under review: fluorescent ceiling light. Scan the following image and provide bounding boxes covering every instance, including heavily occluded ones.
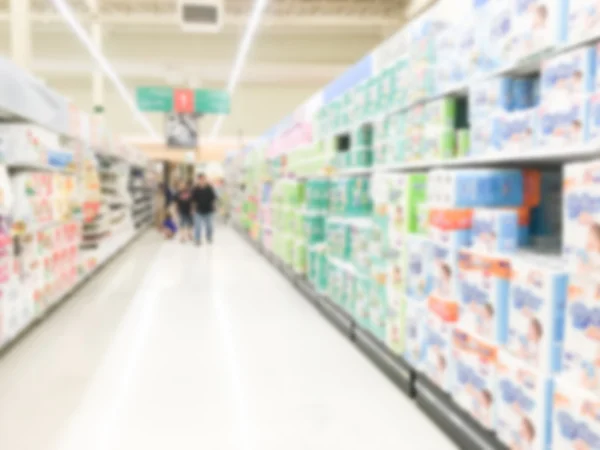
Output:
[209,0,269,139]
[50,0,160,140]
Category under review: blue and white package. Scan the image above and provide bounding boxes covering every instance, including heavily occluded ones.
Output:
[428,169,524,208]
[553,376,600,449]
[423,314,454,392]
[451,328,498,430]
[430,241,460,300]
[512,78,536,110]
[472,208,521,253]
[568,0,600,46]
[496,350,554,450]
[507,255,567,372]
[498,109,538,154]
[562,275,600,395]
[563,160,600,276]
[587,92,600,144]
[541,45,596,96]
[458,250,511,343]
[538,97,587,148]
[405,301,427,369]
[470,116,503,156]
[469,77,515,116]
[512,0,567,60]
[405,235,431,302]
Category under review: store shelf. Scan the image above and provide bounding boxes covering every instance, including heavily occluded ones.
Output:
[334,166,374,176]
[414,375,507,450]
[7,161,75,174]
[0,226,150,355]
[373,142,600,173]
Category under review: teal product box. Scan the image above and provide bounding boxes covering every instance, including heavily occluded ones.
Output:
[303,213,326,244]
[351,148,373,168]
[326,220,350,260]
[353,125,373,149]
[355,275,373,329]
[327,262,343,305]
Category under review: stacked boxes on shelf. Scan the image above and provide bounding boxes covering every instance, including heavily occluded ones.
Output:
[305,178,329,292]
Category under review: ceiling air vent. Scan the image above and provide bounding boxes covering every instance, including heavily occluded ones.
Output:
[178,0,223,33]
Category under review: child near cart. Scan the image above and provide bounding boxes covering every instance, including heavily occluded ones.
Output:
[162,212,177,239]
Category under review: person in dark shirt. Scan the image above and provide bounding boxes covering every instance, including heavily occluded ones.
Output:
[175,180,193,242]
[192,174,217,245]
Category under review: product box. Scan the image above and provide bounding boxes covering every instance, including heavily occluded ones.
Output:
[387,294,406,355]
[428,208,473,248]
[422,313,455,392]
[538,97,587,149]
[469,77,517,116]
[427,169,524,208]
[541,45,596,97]
[568,1,600,45]
[470,115,503,156]
[471,208,525,253]
[405,301,426,369]
[451,328,498,430]
[355,275,373,329]
[429,240,461,303]
[497,108,538,154]
[563,159,600,276]
[388,256,407,313]
[496,350,553,450]
[370,271,388,342]
[458,250,511,343]
[387,173,428,249]
[562,275,600,394]
[512,0,567,61]
[553,376,600,449]
[405,235,432,303]
[507,254,567,372]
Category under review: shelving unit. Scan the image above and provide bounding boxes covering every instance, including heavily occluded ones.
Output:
[0,55,155,352]
[226,1,600,448]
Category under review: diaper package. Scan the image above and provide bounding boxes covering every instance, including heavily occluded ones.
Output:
[538,97,587,148]
[471,208,526,253]
[386,173,428,249]
[553,376,600,449]
[497,108,538,154]
[405,301,427,370]
[427,169,524,208]
[405,235,432,303]
[386,293,406,355]
[562,275,600,394]
[568,1,600,45]
[507,254,567,372]
[563,159,600,276]
[587,91,600,145]
[512,0,567,61]
[430,240,461,303]
[470,115,504,156]
[427,208,473,248]
[423,314,455,392]
[458,250,511,343]
[496,350,553,450]
[451,328,498,430]
[541,46,596,97]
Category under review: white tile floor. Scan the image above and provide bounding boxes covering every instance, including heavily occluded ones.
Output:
[0,228,457,450]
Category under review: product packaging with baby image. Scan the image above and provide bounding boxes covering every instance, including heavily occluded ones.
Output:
[451,328,498,430]
[471,208,529,254]
[458,249,511,343]
[553,376,600,449]
[422,314,455,392]
[507,254,567,372]
[562,275,600,395]
[496,350,553,450]
[563,159,600,276]
[405,235,432,303]
[405,301,427,370]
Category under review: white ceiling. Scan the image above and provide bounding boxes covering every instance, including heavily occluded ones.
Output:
[0,0,417,139]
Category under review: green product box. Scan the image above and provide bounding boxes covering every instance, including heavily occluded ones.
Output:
[326,221,350,260]
[422,129,456,161]
[379,67,395,113]
[306,179,330,211]
[350,222,373,274]
[303,213,326,244]
[386,173,428,242]
[344,176,372,216]
[293,240,307,274]
[317,250,328,292]
[353,125,373,149]
[351,148,373,168]
[424,97,457,130]
[456,128,470,157]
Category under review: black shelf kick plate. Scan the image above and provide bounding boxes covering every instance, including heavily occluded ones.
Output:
[353,326,414,396]
[414,375,507,450]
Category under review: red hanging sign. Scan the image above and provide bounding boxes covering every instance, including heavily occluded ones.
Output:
[174,89,194,113]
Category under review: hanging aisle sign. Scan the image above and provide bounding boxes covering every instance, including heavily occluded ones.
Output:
[136,86,230,114]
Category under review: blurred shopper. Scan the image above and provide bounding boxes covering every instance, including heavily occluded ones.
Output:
[192,174,217,245]
[175,180,194,242]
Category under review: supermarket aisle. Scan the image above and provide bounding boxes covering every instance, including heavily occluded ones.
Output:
[0,228,456,450]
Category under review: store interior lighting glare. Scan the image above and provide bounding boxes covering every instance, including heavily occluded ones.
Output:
[209,0,270,139]
[50,0,160,141]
